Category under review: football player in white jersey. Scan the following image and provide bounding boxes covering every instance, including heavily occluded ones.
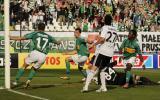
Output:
[81,14,118,92]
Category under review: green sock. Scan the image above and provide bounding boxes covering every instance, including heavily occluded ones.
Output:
[80,69,87,78]
[65,60,70,76]
[78,65,87,77]
[28,69,36,80]
[126,71,131,83]
[15,68,25,81]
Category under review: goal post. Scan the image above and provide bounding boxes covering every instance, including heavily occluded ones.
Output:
[4,0,10,89]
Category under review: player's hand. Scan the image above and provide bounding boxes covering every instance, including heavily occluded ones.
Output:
[89,43,95,48]
[56,41,61,45]
[88,44,94,49]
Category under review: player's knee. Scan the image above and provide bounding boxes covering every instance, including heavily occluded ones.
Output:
[65,58,69,62]
[23,63,29,69]
[91,66,97,71]
[32,67,38,71]
[88,64,92,70]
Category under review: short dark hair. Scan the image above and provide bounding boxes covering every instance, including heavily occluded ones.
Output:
[38,23,45,31]
[104,14,112,25]
[129,30,137,36]
[75,27,81,33]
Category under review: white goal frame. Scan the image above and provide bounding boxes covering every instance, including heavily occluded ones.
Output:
[4,0,10,89]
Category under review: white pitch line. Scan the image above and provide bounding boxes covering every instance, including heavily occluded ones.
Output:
[8,89,49,100]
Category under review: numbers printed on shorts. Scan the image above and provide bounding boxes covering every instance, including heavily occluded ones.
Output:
[103,67,116,81]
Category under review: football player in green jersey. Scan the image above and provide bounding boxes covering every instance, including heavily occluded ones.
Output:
[60,28,90,80]
[119,30,144,88]
[11,23,60,88]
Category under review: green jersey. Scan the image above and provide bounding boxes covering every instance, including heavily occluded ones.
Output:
[76,37,89,57]
[120,38,142,60]
[24,32,57,54]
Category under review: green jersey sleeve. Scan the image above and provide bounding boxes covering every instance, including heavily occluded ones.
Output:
[24,32,36,39]
[135,41,142,54]
[78,37,86,44]
[119,38,127,51]
[48,35,57,43]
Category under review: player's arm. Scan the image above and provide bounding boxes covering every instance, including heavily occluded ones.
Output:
[10,32,35,40]
[50,36,61,45]
[54,40,61,45]
[10,36,27,40]
[62,50,77,55]
[94,36,105,45]
[119,39,126,54]
[118,39,127,62]
[136,43,144,62]
[90,31,105,47]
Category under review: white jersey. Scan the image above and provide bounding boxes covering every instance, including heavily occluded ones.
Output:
[94,44,101,56]
[99,25,117,57]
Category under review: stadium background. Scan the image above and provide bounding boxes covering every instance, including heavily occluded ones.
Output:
[0,31,159,69]
[0,0,160,100]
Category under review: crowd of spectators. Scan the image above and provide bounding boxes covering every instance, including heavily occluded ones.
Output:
[0,0,160,32]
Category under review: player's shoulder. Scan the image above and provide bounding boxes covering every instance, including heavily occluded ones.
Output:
[37,32,52,38]
[123,38,128,42]
[102,25,116,32]
[134,39,140,45]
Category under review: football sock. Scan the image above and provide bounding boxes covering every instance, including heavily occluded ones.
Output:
[65,60,70,76]
[78,65,87,77]
[84,70,95,89]
[28,69,36,80]
[100,72,107,89]
[15,68,25,81]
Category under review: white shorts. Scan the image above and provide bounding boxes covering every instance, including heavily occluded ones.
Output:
[123,57,136,68]
[70,54,88,67]
[25,50,47,69]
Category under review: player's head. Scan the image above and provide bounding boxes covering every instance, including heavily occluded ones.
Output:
[104,14,113,25]
[74,28,81,38]
[38,23,45,31]
[128,30,137,40]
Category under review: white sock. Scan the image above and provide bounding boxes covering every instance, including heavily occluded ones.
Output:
[100,72,107,90]
[86,69,90,75]
[84,70,95,90]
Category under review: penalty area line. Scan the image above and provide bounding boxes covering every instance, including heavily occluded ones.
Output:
[8,89,49,100]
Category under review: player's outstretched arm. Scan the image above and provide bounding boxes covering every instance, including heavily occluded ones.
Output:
[90,37,105,48]
[55,41,61,45]
[62,50,77,55]
[10,36,27,40]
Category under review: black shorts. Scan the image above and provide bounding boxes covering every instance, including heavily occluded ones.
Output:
[89,55,96,65]
[93,53,112,69]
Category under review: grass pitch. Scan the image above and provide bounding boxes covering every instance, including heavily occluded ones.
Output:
[0,69,160,100]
